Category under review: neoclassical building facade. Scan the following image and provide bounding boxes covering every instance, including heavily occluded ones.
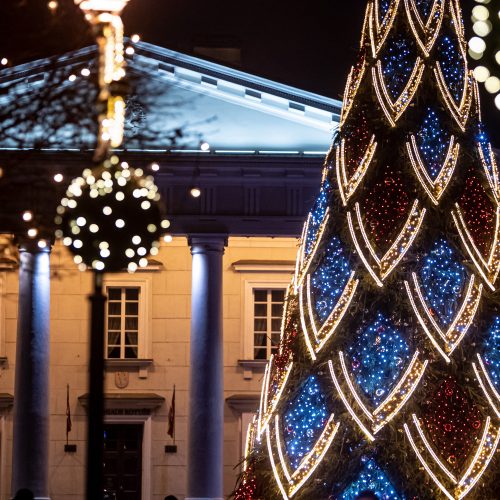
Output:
[0,43,341,499]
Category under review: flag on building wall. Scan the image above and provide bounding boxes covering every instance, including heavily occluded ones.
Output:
[66,384,72,445]
[167,385,175,441]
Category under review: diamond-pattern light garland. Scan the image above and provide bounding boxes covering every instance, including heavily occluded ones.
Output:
[348,313,410,406]
[304,179,331,257]
[283,376,328,470]
[311,236,352,323]
[422,378,483,472]
[420,240,466,327]
[436,34,466,104]
[416,108,450,180]
[415,0,434,19]
[340,459,402,500]
[381,33,417,100]
[458,173,496,256]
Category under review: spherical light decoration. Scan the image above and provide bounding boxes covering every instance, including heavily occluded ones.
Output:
[56,158,163,272]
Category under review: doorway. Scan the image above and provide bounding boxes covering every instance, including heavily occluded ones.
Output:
[103,423,143,500]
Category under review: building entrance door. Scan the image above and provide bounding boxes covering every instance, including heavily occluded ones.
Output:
[103,423,143,500]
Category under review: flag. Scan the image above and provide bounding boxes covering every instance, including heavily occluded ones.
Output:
[66,384,72,444]
[167,385,175,441]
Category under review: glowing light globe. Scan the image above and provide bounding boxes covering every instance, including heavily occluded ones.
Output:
[55,157,164,273]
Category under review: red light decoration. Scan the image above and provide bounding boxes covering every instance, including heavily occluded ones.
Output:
[234,464,257,500]
[458,172,496,256]
[362,167,411,252]
[342,110,372,180]
[422,378,483,472]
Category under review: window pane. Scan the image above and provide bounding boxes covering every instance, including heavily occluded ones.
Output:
[271,319,281,332]
[271,345,279,355]
[125,317,138,331]
[107,288,121,300]
[125,346,138,359]
[125,332,138,346]
[254,333,267,347]
[107,346,120,358]
[254,348,267,360]
[108,317,121,330]
[125,288,139,300]
[108,302,121,315]
[271,289,285,302]
[125,302,139,315]
[254,304,267,317]
[271,303,283,317]
[107,331,120,345]
[253,290,267,302]
[254,319,267,332]
[271,333,280,345]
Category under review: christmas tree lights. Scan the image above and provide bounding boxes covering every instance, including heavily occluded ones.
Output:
[340,459,402,500]
[239,0,500,497]
[348,314,410,406]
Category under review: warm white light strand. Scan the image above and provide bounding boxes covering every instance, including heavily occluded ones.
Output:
[266,426,289,500]
[328,360,376,442]
[404,423,455,500]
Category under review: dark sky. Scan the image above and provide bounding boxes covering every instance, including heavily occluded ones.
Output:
[0,0,497,141]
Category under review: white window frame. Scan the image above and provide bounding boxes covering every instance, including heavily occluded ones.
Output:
[103,276,152,361]
[0,273,5,358]
[242,278,290,361]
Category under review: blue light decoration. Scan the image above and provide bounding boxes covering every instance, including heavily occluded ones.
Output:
[348,313,410,406]
[419,239,466,327]
[311,236,351,323]
[476,123,494,180]
[340,459,403,500]
[304,178,331,257]
[381,33,416,100]
[436,34,465,103]
[483,317,500,389]
[283,376,328,469]
[416,108,449,179]
[379,0,391,22]
[414,0,434,20]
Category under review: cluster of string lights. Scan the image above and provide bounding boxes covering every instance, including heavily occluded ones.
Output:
[348,313,410,406]
[339,459,402,500]
[420,240,466,326]
[283,376,329,470]
[468,0,500,110]
[310,236,351,323]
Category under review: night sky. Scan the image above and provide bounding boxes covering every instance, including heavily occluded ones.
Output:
[0,0,497,141]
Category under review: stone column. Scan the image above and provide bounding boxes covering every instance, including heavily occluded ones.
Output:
[11,243,51,500]
[187,235,227,500]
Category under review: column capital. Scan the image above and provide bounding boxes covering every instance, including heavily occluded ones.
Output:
[188,234,227,255]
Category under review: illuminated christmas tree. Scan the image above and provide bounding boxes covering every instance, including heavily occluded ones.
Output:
[236,1,500,498]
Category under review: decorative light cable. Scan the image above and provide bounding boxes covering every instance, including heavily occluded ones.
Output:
[348,200,425,285]
[407,135,460,205]
[266,426,289,500]
[477,141,500,203]
[257,357,294,438]
[452,205,500,291]
[405,272,482,358]
[299,273,358,356]
[337,135,378,205]
[340,57,368,127]
[243,415,257,472]
[269,414,339,498]
[472,355,500,418]
[295,210,331,292]
[404,423,455,500]
[372,58,425,126]
[328,360,376,442]
[369,0,402,58]
[434,66,474,132]
[405,415,500,499]
[404,0,444,57]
